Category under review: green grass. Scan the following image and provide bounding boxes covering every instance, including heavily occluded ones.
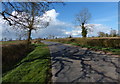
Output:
[0,42,2,45]
[1,40,26,46]
[1,41,16,44]
[2,43,51,83]
[70,42,120,55]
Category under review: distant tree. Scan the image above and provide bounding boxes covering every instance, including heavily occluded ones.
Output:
[105,33,109,37]
[98,32,106,37]
[1,2,52,45]
[3,37,7,41]
[110,29,117,37]
[53,35,55,39]
[1,38,3,41]
[69,35,72,38]
[55,37,57,39]
[75,8,91,37]
[8,38,12,41]
[117,34,119,37]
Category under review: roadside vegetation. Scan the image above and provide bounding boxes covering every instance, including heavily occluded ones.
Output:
[2,41,34,73]
[47,37,120,55]
[2,41,51,83]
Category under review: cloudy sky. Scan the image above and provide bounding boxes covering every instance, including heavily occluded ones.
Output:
[0,2,118,40]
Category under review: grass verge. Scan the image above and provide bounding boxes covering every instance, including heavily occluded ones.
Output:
[2,43,51,83]
[70,42,120,55]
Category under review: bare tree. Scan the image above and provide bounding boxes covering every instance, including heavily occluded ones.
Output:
[1,2,52,45]
[75,8,91,37]
[110,29,117,37]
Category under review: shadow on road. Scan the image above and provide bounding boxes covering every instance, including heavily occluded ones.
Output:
[43,41,120,83]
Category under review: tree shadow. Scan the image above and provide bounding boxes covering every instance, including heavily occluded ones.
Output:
[49,43,120,83]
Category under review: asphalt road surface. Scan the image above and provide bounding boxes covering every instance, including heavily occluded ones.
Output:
[42,41,120,83]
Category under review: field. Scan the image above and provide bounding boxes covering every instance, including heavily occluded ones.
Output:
[47,37,120,55]
[0,40,27,46]
[2,41,51,83]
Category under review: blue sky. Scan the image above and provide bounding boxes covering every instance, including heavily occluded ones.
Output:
[54,2,118,30]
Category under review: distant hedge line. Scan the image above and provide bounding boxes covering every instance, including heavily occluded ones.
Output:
[48,38,120,48]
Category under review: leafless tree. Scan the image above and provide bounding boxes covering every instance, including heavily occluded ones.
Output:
[110,29,117,37]
[1,2,52,45]
[75,8,92,37]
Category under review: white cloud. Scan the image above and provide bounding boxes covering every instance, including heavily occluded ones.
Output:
[88,24,111,37]
[32,9,74,38]
[0,15,27,40]
[43,9,59,21]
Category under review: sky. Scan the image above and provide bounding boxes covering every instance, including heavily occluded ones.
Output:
[54,2,118,30]
[0,2,118,40]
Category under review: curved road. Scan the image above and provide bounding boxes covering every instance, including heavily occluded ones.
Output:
[42,41,120,83]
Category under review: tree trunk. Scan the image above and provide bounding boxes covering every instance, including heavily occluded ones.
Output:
[27,29,32,45]
[81,23,87,38]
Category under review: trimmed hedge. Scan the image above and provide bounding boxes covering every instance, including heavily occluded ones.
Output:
[2,43,34,73]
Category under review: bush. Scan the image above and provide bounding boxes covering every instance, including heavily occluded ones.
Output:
[87,39,120,48]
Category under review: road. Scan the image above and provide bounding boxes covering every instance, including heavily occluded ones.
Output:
[42,41,120,83]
